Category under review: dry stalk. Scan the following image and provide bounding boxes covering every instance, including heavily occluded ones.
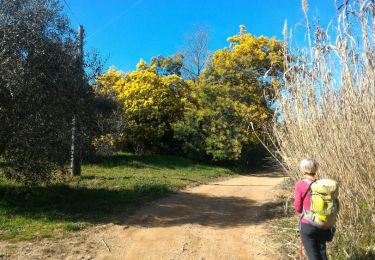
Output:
[101,238,111,252]
[274,0,375,255]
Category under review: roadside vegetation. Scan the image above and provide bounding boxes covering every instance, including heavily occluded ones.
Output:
[0,152,235,242]
[273,0,375,257]
[0,0,282,185]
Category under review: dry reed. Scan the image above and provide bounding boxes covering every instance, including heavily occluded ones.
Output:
[273,0,375,256]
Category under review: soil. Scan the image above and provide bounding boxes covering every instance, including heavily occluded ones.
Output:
[0,171,286,260]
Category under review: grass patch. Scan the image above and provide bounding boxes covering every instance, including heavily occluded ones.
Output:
[0,152,236,242]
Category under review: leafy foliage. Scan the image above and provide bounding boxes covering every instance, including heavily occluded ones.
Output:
[151,53,184,76]
[0,0,98,184]
[96,61,189,152]
[174,28,284,161]
[95,28,283,162]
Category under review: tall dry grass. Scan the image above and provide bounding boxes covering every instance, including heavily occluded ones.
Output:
[273,0,375,256]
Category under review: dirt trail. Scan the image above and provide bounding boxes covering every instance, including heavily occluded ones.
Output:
[3,172,286,260]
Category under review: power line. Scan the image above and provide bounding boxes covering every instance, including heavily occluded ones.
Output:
[86,0,143,41]
[63,0,80,25]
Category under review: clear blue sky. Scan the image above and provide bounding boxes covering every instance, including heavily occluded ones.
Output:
[62,0,338,72]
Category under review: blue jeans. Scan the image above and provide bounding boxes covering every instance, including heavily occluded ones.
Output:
[300,223,329,260]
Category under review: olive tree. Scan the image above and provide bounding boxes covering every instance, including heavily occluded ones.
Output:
[0,0,95,184]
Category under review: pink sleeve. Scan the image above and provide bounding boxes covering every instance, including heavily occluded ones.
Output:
[294,181,303,213]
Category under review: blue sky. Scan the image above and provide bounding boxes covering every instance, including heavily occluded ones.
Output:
[62,0,338,72]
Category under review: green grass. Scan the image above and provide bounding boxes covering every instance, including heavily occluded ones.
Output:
[0,152,236,242]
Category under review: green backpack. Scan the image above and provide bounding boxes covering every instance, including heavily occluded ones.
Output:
[304,179,339,228]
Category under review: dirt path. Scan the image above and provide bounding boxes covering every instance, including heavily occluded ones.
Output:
[3,172,286,260]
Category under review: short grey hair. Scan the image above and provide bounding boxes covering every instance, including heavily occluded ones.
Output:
[300,159,318,174]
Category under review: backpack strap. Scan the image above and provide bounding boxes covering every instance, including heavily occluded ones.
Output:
[300,179,316,219]
[301,179,316,202]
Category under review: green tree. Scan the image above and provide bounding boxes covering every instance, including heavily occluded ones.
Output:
[0,0,97,184]
[150,53,184,76]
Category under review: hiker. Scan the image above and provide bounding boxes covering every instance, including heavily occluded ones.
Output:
[294,159,334,260]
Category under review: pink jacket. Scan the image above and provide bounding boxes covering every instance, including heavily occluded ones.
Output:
[294,178,316,224]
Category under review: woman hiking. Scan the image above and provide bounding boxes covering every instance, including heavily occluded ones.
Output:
[294,159,330,260]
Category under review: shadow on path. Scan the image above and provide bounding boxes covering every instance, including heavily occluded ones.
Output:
[121,192,283,228]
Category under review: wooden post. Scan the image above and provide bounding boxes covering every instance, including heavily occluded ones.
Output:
[70,25,84,176]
